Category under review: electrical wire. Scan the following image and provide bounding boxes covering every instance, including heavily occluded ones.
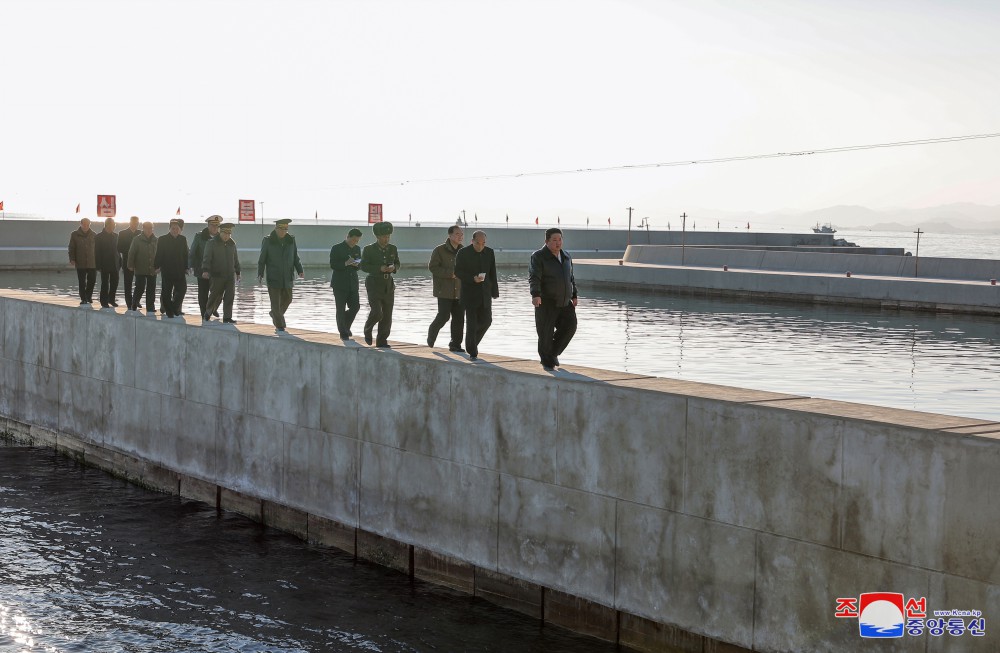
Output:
[323,131,1000,190]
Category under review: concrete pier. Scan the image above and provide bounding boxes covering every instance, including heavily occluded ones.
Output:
[576,245,1000,316]
[0,219,837,269]
[2,289,998,652]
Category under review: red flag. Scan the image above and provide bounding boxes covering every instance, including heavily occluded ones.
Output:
[176,207,181,215]
[607,217,611,225]
[0,201,4,211]
[76,203,81,213]
[535,217,539,225]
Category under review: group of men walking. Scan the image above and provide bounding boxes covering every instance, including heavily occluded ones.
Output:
[70,217,578,368]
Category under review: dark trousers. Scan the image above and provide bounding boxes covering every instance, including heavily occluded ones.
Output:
[428,297,464,348]
[464,302,492,357]
[99,268,119,306]
[206,277,235,321]
[535,302,577,367]
[75,268,96,303]
[133,274,157,312]
[267,286,293,329]
[333,284,360,338]
[196,276,212,317]
[363,279,394,344]
[121,265,135,309]
[160,273,187,316]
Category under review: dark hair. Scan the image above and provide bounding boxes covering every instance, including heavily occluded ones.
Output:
[544,227,563,241]
[348,228,363,237]
[447,225,464,235]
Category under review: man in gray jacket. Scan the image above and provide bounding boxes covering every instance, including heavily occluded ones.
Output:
[68,218,97,305]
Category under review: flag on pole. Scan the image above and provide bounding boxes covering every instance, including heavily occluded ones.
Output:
[315,210,318,221]
[557,216,560,225]
[176,207,181,216]
[0,201,4,211]
[535,217,539,225]
[506,214,509,223]
[474,213,478,223]
[587,217,590,226]
[75,203,81,213]
[607,217,611,225]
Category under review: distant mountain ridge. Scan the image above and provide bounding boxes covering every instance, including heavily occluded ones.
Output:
[787,203,1000,233]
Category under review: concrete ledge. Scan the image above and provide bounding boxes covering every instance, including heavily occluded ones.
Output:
[356,530,411,574]
[307,514,356,555]
[413,547,476,594]
[263,501,309,541]
[544,588,619,643]
[474,567,543,619]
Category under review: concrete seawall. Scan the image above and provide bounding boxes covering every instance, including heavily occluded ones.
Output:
[0,219,835,269]
[576,249,1000,316]
[1,289,998,652]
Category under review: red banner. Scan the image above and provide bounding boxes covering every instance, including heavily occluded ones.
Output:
[238,199,255,223]
[97,195,116,218]
[368,203,383,224]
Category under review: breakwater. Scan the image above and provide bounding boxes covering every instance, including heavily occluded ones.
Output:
[2,289,998,651]
[576,245,1000,316]
[0,219,838,269]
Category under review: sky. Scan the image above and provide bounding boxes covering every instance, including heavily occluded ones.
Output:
[2,0,999,227]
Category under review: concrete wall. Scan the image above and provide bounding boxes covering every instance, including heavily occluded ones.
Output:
[1,289,998,652]
[576,258,1000,316]
[0,219,835,269]
[624,245,1000,282]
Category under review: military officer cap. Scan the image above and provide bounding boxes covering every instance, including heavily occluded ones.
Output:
[169,218,184,228]
[220,223,235,233]
[372,221,393,236]
[206,215,222,225]
[348,228,363,237]
[275,218,292,227]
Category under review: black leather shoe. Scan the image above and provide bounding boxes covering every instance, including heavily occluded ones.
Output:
[223,319,237,324]
[553,356,560,367]
[427,336,434,347]
[364,332,373,345]
[213,311,220,318]
[376,341,391,348]
[448,345,466,353]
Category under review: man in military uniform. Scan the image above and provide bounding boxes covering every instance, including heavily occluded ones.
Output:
[360,221,399,347]
[329,227,363,339]
[257,218,304,333]
[190,215,222,319]
[203,223,241,324]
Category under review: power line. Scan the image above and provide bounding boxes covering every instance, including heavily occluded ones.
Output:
[323,131,1000,190]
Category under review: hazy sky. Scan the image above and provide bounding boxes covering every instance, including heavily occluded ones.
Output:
[2,0,998,226]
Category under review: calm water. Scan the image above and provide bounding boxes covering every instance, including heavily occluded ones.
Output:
[2,256,999,420]
[0,442,617,652]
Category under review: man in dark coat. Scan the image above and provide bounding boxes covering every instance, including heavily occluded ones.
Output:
[454,230,499,360]
[257,218,304,333]
[329,228,363,339]
[203,223,241,323]
[427,225,465,351]
[528,227,578,370]
[68,218,97,305]
[94,217,120,308]
[189,215,222,319]
[154,218,189,318]
[117,216,141,310]
[360,221,400,347]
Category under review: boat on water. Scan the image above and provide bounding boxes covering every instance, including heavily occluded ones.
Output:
[812,222,837,234]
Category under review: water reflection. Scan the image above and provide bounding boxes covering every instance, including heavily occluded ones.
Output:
[0,444,617,652]
[1,269,998,420]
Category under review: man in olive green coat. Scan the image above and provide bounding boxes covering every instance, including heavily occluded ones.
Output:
[68,218,97,305]
[126,222,158,315]
[360,221,400,347]
[257,218,304,333]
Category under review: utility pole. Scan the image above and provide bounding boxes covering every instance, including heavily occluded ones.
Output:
[914,228,923,277]
[627,206,634,246]
[680,212,687,265]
